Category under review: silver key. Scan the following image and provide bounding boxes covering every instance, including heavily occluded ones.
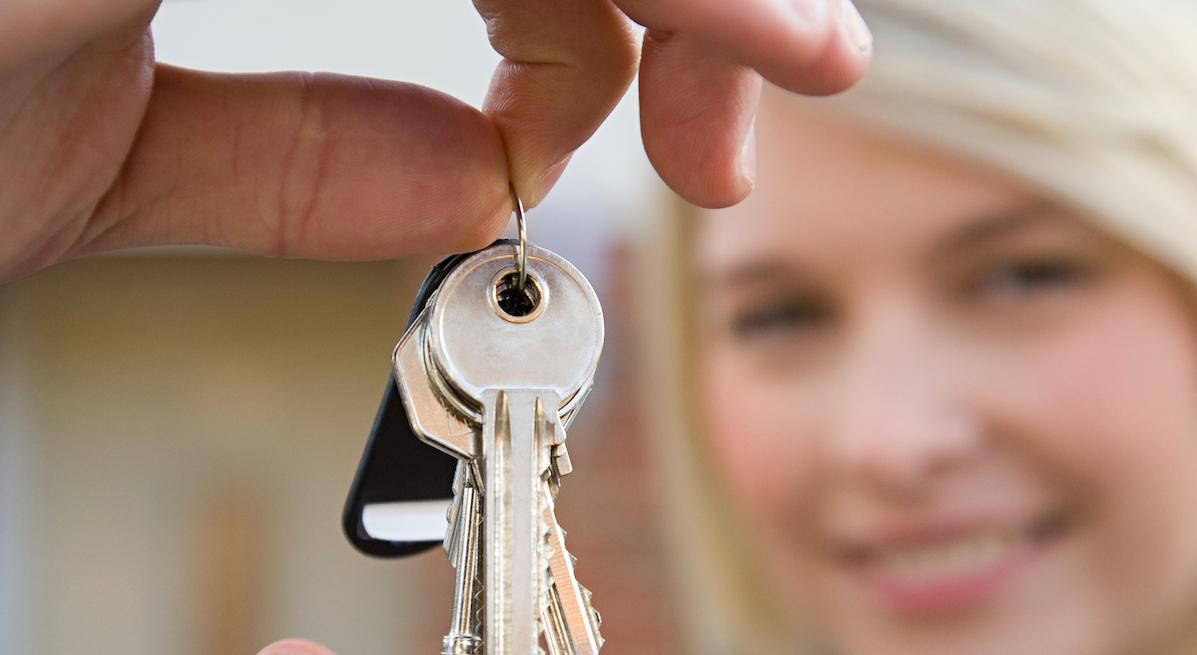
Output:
[394,241,604,654]
[393,302,476,461]
[443,463,483,655]
[540,480,603,655]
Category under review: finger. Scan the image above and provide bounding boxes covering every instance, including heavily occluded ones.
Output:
[630,0,871,207]
[75,64,512,261]
[616,0,872,94]
[0,0,157,67]
[257,639,336,655]
[638,31,762,207]
[473,0,640,208]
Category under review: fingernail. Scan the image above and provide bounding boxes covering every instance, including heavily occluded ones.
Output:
[532,154,573,207]
[740,117,757,190]
[792,0,829,23]
[840,1,873,52]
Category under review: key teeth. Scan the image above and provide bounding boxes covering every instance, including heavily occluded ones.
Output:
[539,506,557,650]
[468,526,483,635]
[408,243,603,654]
[541,501,554,596]
[472,566,484,615]
[546,520,605,649]
[581,584,603,628]
[441,635,480,655]
[574,565,604,638]
[538,498,606,652]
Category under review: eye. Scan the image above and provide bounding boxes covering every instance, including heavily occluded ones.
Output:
[973,257,1094,299]
[730,296,832,340]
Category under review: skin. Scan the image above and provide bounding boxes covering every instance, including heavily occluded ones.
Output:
[0,0,872,282]
[3,3,868,650]
[695,97,1197,654]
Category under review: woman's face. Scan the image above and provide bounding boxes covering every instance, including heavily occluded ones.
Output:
[696,98,1197,655]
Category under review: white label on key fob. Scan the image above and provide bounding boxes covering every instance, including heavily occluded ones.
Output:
[361,499,454,542]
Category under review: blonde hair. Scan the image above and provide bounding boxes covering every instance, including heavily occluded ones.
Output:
[645,2,1197,652]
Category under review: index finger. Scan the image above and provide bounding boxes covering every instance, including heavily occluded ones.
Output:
[473,0,640,209]
[617,0,871,93]
[476,0,870,212]
[630,0,871,207]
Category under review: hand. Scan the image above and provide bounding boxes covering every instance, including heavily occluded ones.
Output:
[0,0,869,281]
[258,640,334,655]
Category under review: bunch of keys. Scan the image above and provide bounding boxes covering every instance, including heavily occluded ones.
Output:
[342,191,605,655]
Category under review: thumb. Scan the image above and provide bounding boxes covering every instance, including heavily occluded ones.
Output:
[78,65,512,264]
[257,639,337,655]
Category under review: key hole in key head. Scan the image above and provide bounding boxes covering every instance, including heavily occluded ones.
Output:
[494,271,543,321]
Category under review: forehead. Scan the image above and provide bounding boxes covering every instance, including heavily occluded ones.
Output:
[697,94,1034,272]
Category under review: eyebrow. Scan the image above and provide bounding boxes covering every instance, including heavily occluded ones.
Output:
[703,259,812,290]
[932,197,1061,256]
[705,198,1064,289]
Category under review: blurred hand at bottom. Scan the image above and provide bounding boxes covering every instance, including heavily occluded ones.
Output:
[257,639,336,655]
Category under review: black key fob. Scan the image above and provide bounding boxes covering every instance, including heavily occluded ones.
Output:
[342,240,513,558]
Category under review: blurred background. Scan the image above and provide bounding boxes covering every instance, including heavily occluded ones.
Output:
[0,1,678,653]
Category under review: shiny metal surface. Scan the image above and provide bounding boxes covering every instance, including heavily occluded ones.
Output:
[510,184,528,291]
[391,242,605,654]
[425,245,603,413]
[443,471,482,655]
[393,308,476,460]
[540,481,603,655]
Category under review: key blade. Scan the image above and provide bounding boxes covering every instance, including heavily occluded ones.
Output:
[541,484,603,654]
[445,463,467,559]
[444,480,482,654]
[481,388,559,655]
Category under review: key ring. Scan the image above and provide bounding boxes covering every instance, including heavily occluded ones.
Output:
[511,184,528,291]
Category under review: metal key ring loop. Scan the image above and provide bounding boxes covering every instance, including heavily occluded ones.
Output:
[510,184,528,290]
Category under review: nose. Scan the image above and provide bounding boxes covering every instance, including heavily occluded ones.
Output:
[827,312,985,497]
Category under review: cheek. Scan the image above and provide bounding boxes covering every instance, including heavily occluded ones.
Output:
[699,348,821,519]
[1008,299,1197,486]
[987,288,1197,623]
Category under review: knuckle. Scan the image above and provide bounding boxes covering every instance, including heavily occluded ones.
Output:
[268,72,329,257]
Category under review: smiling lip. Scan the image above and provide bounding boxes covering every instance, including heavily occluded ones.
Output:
[838,512,1069,616]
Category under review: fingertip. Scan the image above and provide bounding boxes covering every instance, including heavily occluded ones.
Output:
[739,116,758,192]
[769,0,872,95]
[631,0,869,96]
[840,0,873,56]
[666,172,754,210]
[478,0,637,219]
[644,122,755,209]
[639,33,762,209]
[523,153,573,210]
[257,639,336,655]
